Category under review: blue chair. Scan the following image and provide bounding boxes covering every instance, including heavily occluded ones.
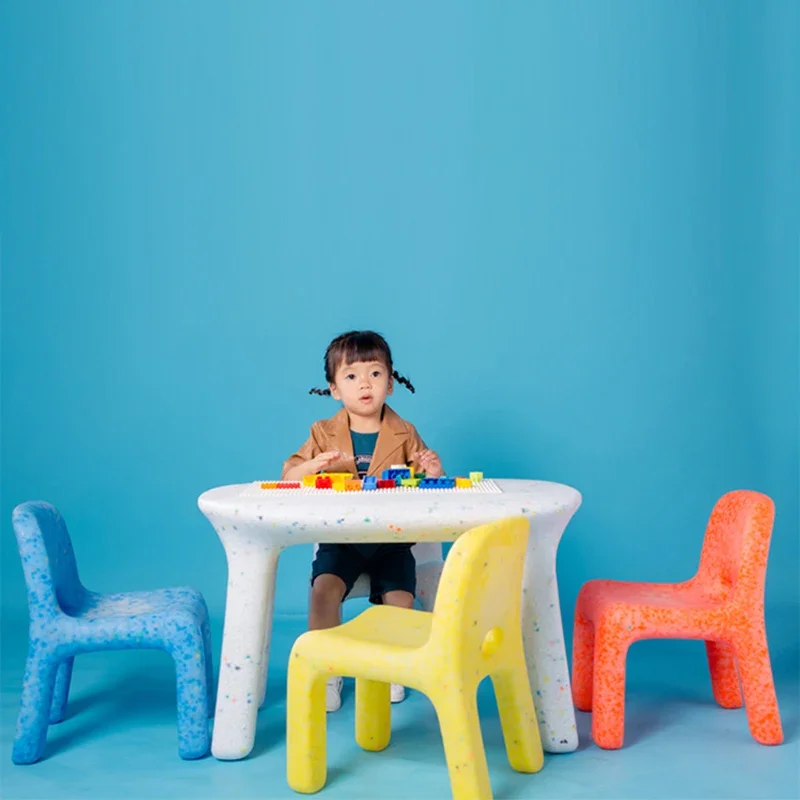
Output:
[11,501,213,763]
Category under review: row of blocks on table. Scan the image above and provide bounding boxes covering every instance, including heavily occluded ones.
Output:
[261,470,485,491]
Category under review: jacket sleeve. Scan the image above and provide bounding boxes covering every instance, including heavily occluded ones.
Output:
[281,423,324,478]
[404,424,429,471]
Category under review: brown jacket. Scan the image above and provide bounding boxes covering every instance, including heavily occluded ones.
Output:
[282,405,428,479]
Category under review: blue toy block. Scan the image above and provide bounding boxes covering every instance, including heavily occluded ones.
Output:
[419,477,457,489]
[362,476,377,490]
[382,468,412,481]
[10,502,212,764]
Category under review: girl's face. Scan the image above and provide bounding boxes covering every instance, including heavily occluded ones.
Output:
[329,359,393,418]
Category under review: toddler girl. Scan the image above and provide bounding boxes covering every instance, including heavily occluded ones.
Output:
[283,330,443,711]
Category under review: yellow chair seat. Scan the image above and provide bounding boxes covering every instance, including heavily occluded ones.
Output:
[304,605,432,650]
[286,517,544,800]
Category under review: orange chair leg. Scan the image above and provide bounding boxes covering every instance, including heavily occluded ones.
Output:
[735,628,783,745]
[591,622,630,750]
[571,611,595,712]
[705,640,743,709]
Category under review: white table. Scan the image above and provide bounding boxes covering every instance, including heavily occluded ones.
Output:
[198,478,582,760]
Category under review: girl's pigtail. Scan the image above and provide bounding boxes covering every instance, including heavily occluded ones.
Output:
[392,371,416,394]
[309,387,332,396]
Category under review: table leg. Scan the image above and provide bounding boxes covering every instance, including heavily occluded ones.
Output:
[212,541,281,760]
[521,516,578,753]
[257,570,278,709]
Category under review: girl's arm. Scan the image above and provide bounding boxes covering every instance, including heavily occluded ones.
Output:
[406,425,444,478]
[281,425,342,480]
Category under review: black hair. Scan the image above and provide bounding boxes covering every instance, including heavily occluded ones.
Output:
[309,330,415,396]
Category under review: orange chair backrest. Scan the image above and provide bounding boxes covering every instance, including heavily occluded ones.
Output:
[694,490,775,607]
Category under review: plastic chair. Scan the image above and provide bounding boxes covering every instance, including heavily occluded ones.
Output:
[311,541,445,611]
[11,501,213,763]
[288,516,543,800]
[572,490,783,749]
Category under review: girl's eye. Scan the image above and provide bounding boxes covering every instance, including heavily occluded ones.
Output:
[345,374,356,380]
[372,371,382,378]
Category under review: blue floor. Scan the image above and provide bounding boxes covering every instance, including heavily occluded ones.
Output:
[1,613,798,800]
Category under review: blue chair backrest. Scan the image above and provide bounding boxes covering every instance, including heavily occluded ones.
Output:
[12,501,86,619]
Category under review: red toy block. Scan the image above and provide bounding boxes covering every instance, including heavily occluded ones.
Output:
[315,476,333,489]
[277,482,301,489]
[377,479,396,489]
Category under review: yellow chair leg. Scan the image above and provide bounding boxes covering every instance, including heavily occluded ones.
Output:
[287,656,328,794]
[355,678,391,752]
[491,665,544,773]
[433,684,492,800]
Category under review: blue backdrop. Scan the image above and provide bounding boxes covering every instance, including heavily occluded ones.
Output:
[2,1,797,668]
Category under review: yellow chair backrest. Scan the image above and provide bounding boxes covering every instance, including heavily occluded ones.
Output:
[430,516,529,664]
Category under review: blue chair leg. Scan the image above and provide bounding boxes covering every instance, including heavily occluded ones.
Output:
[171,632,211,759]
[49,657,75,724]
[13,650,59,764]
[201,615,215,716]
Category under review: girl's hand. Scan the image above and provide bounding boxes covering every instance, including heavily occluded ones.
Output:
[413,449,443,478]
[309,451,344,473]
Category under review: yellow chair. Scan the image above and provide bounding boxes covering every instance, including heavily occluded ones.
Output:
[286,516,543,800]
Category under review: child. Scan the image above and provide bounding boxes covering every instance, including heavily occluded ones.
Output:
[283,330,443,711]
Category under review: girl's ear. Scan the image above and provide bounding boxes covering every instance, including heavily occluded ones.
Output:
[387,374,394,396]
[329,382,340,400]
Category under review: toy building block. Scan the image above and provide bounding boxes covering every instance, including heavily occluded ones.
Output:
[376,479,396,490]
[321,473,354,480]
[455,478,472,489]
[303,475,318,487]
[344,479,362,491]
[469,472,484,483]
[421,477,456,489]
[315,476,333,489]
[362,476,377,491]
[260,482,279,490]
[401,478,421,488]
[383,468,412,481]
[276,482,301,489]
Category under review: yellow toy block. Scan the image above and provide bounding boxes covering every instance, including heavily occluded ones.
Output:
[260,482,279,490]
[287,516,542,800]
[302,475,318,487]
[469,471,484,483]
[455,478,472,489]
[344,479,362,492]
[320,472,354,480]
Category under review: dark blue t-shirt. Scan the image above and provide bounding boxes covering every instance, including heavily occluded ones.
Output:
[351,431,379,478]
[351,430,379,556]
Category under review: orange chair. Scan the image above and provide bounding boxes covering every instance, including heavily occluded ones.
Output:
[572,490,783,749]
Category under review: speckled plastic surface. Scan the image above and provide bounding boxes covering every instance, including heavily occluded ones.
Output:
[572,490,783,749]
[198,478,582,759]
[11,502,213,763]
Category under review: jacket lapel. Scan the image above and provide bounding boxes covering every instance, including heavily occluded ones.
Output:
[322,408,358,475]
[369,405,409,477]
[323,405,410,477]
